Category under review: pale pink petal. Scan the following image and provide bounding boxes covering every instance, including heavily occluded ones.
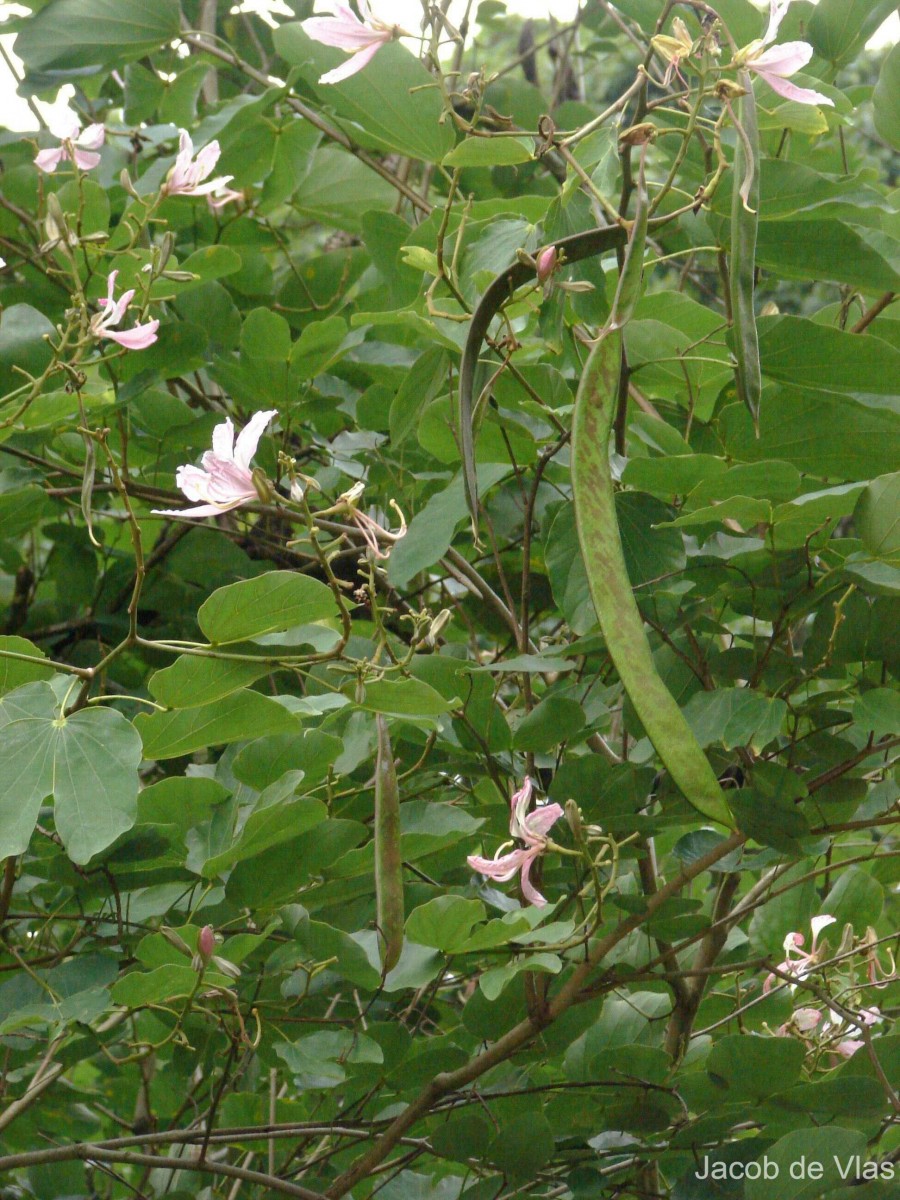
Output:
[233,408,277,470]
[753,39,813,76]
[176,464,216,502]
[793,1007,821,1032]
[519,850,549,907]
[763,0,792,44]
[522,803,565,841]
[211,418,236,461]
[76,123,106,151]
[106,288,135,326]
[103,320,159,350]
[52,111,82,141]
[836,1039,863,1058]
[152,501,243,518]
[301,14,376,50]
[754,69,834,106]
[34,147,65,172]
[194,139,222,176]
[71,147,102,171]
[467,848,528,883]
[509,777,534,837]
[318,40,384,84]
[176,173,235,197]
[809,914,837,949]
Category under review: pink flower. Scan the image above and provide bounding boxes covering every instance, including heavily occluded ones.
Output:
[90,271,159,350]
[164,129,233,197]
[467,778,564,907]
[338,481,407,560]
[34,113,105,173]
[152,410,277,519]
[735,0,833,108]
[301,2,399,85]
[763,914,836,993]
[774,1006,821,1037]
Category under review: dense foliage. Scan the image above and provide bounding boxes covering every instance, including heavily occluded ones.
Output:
[0,1,898,1197]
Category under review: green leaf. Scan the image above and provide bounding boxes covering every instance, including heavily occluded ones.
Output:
[480,953,562,1001]
[148,656,271,708]
[874,44,900,151]
[488,1113,555,1179]
[0,682,141,864]
[15,0,182,72]
[389,347,449,446]
[821,865,884,930]
[855,473,900,560]
[135,689,301,760]
[0,304,54,401]
[853,688,900,739]
[754,220,900,292]
[512,695,585,751]
[352,678,457,718]
[0,637,56,696]
[198,572,339,644]
[273,29,454,163]
[706,1034,805,1100]
[745,1128,867,1200]
[808,0,898,65]
[758,316,900,394]
[202,787,327,878]
[406,896,485,953]
[289,316,351,383]
[386,465,508,589]
[443,136,534,167]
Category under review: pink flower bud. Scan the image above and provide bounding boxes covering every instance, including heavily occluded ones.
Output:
[536,246,558,284]
[198,925,216,961]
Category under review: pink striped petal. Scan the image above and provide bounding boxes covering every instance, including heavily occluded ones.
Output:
[103,320,159,350]
[467,848,528,883]
[233,408,277,470]
[522,803,564,841]
[753,39,813,76]
[318,39,384,84]
[152,501,243,518]
[34,147,65,172]
[756,69,834,106]
[519,851,549,907]
[77,122,106,151]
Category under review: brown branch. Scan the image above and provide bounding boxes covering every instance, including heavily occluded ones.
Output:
[851,292,895,334]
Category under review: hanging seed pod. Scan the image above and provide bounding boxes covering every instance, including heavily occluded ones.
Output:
[374,714,404,973]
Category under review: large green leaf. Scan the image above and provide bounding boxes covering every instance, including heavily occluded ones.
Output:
[0,682,141,863]
[808,0,898,64]
[757,316,900,394]
[198,571,340,644]
[15,0,182,72]
[135,689,301,760]
[273,28,454,163]
[755,220,900,292]
[855,473,900,560]
[745,1128,868,1200]
[148,655,271,708]
[873,44,900,151]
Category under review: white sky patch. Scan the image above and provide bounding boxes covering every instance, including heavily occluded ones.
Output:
[0,0,896,133]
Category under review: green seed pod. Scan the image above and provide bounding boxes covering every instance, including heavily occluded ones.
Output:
[571,169,734,831]
[728,70,763,428]
[374,714,404,973]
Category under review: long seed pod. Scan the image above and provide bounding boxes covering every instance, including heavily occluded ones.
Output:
[571,162,735,830]
[728,71,762,428]
[374,714,404,973]
[459,224,627,531]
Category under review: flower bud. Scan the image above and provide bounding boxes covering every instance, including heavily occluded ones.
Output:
[290,478,305,502]
[197,924,216,962]
[251,467,273,504]
[119,167,141,199]
[536,245,558,284]
[564,799,584,840]
[161,925,192,956]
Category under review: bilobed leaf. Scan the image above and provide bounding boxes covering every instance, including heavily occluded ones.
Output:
[0,682,141,864]
[744,1128,867,1200]
[406,896,485,953]
[855,472,900,560]
[135,689,301,760]
[443,136,534,167]
[273,29,454,163]
[352,678,457,718]
[202,787,327,878]
[148,656,271,708]
[0,637,56,695]
[758,315,900,394]
[198,571,340,644]
[874,44,900,151]
[15,0,182,71]
[808,0,898,65]
[706,1034,805,1100]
